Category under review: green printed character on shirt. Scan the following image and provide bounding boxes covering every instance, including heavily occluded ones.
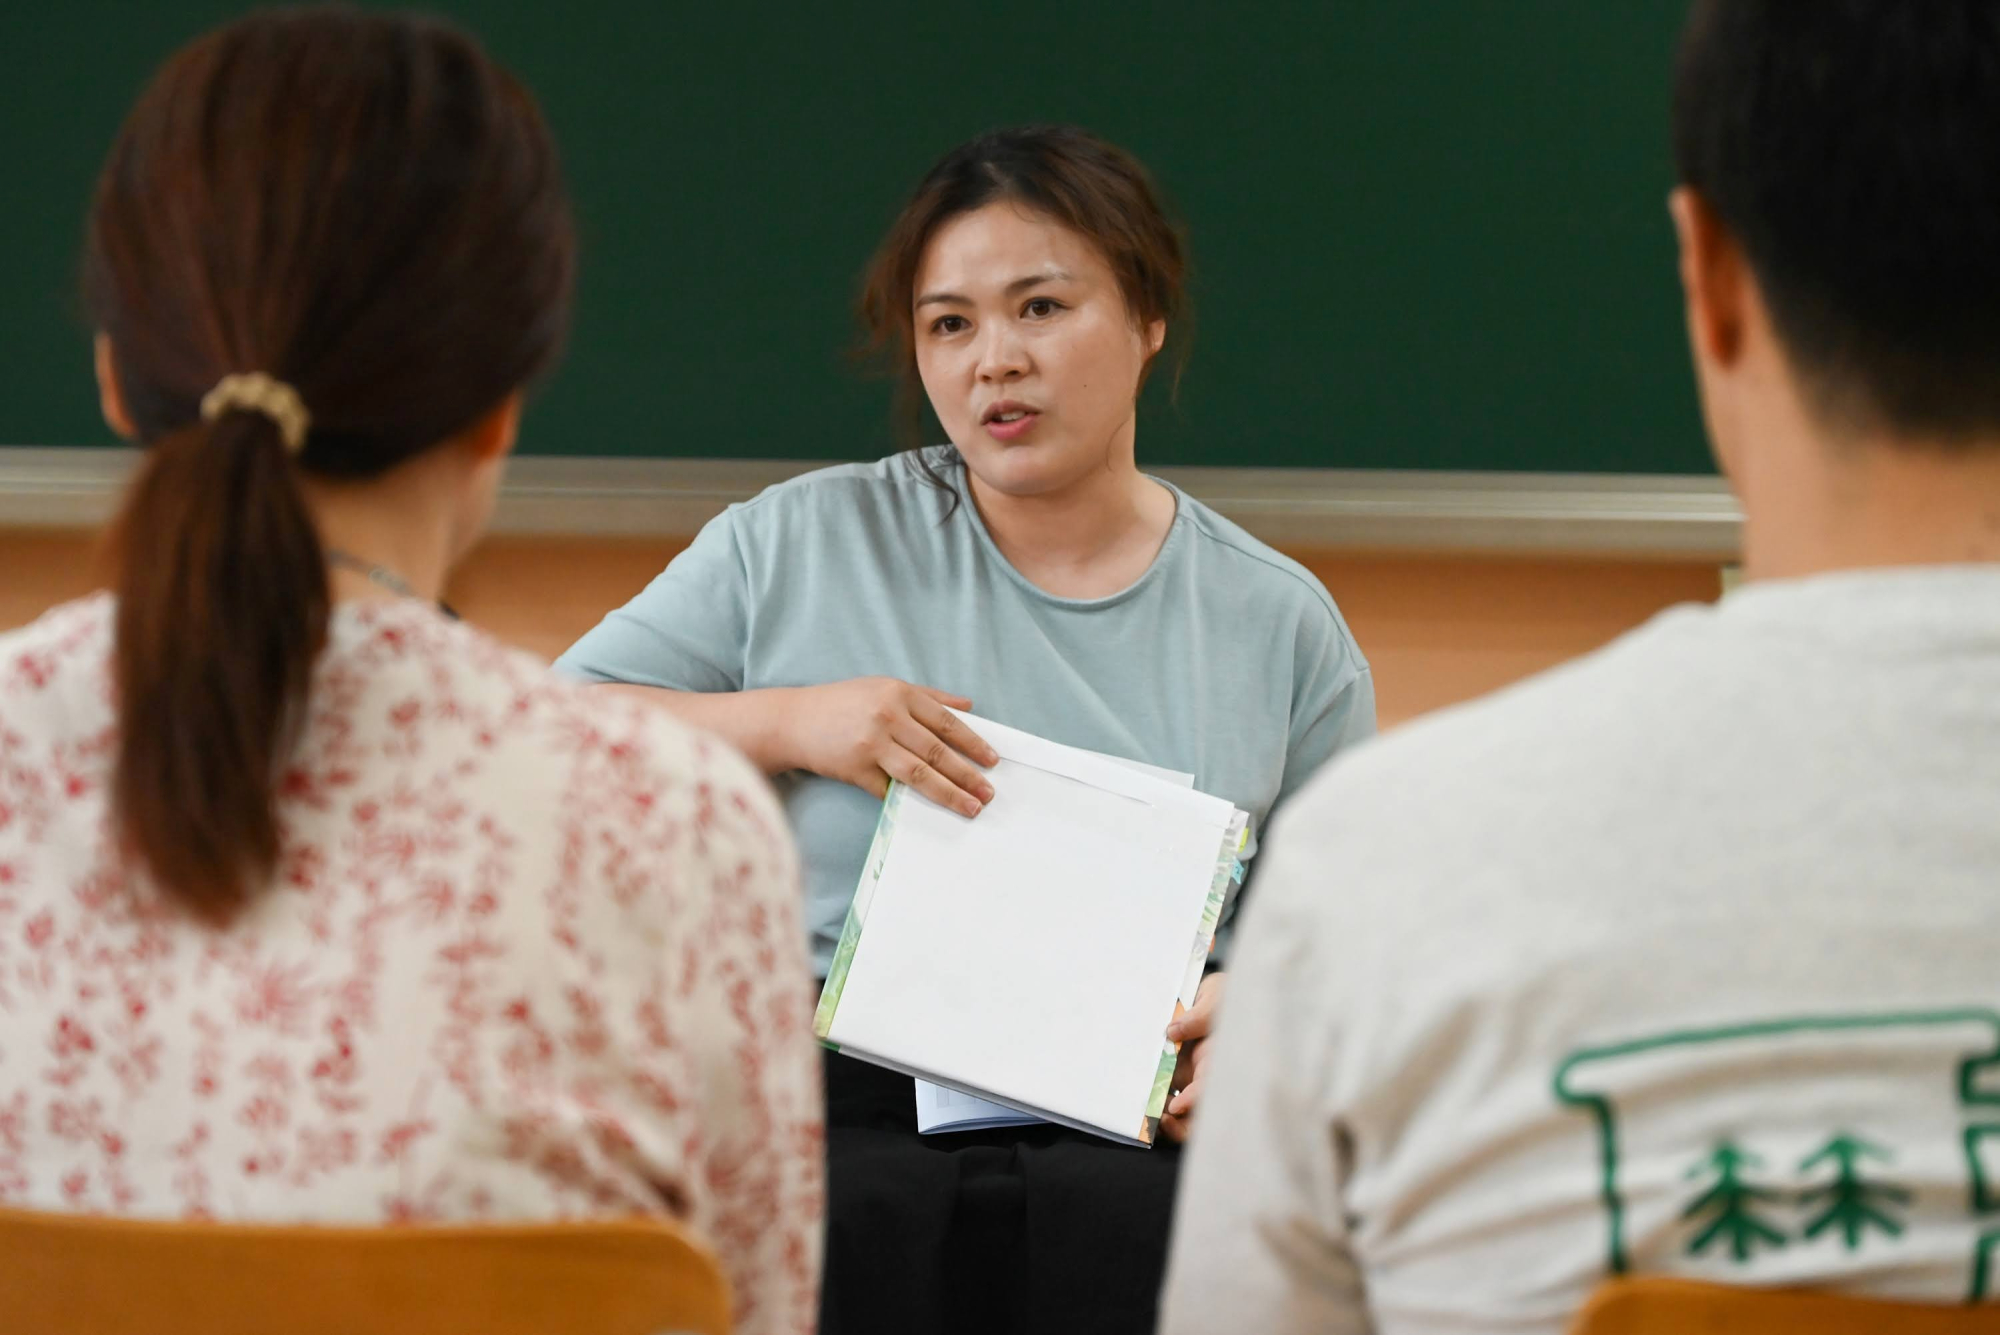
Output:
[1799,1134,1911,1250]
[1682,1141,1788,1262]
[1554,1009,2000,1302]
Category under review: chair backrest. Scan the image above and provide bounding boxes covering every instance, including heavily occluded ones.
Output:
[0,1207,731,1335]
[1572,1277,1990,1335]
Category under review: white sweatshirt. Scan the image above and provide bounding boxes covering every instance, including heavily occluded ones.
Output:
[1163,565,2000,1334]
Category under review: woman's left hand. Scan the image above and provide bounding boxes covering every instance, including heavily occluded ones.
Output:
[1160,972,1225,1143]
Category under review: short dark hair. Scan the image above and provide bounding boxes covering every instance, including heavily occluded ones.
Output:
[1673,0,2000,441]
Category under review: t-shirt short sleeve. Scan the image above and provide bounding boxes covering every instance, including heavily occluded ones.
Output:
[554,508,751,693]
[1209,589,1376,966]
[1279,602,1377,812]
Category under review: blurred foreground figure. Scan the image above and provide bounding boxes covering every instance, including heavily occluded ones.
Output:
[1164,3,2000,1330]
[0,10,822,1332]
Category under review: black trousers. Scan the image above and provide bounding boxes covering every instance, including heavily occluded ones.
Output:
[818,1050,1184,1335]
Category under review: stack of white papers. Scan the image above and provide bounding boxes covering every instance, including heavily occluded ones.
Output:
[914,1083,1041,1135]
[814,712,1248,1147]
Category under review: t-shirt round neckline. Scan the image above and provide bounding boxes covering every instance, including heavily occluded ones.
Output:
[949,458,1190,611]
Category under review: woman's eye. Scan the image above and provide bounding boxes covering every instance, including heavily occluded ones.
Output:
[930,315,968,335]
[1023,298,1063,318]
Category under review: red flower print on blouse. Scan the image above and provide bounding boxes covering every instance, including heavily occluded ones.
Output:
[0,596,821,1335]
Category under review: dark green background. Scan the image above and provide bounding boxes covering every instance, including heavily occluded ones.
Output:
[0,1,1710,472]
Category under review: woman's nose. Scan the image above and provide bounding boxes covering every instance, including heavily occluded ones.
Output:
[975,329,1029,382]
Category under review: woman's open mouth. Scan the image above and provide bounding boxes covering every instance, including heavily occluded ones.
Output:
[981,401,1042,442]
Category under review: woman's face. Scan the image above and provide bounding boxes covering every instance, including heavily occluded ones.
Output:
[912,202,1165,498]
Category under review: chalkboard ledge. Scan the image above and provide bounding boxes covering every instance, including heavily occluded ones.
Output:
[0,448,1739,559]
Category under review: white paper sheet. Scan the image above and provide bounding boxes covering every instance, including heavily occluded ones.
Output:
[826,712,1235,1142]
[914,1082,1038,1134]
[912,743,1198,1136]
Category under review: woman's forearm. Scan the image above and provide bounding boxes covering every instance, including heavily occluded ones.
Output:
[597,683,804,775]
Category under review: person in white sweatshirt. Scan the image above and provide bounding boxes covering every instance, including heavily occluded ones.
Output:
[1161,2,2000,1331]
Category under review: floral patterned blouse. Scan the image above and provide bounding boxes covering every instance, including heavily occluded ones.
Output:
[0,595,823,1335]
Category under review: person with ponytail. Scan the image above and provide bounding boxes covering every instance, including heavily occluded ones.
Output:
[0,11,820,1331]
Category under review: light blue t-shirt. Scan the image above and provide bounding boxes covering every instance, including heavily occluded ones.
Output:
[557,452,1376,974]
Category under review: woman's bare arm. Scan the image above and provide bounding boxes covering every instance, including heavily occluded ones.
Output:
[595,679,1000,816]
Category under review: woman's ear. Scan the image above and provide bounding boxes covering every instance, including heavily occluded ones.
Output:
[1145,319,1167,360]
[94,334,136,440]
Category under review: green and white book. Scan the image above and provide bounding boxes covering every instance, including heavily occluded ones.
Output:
[813,711,1250,1148]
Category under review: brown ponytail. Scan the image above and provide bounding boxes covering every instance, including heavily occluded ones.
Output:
[109,413,327,919]
[84,7,575,917]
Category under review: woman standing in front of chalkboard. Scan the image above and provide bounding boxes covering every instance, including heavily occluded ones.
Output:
[559,124,1375,1335]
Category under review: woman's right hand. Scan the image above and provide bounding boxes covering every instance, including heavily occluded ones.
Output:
[783,678,998,817]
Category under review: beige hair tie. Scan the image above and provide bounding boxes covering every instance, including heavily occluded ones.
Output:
[199,372,311,454]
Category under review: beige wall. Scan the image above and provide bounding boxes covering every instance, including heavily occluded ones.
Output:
[1,528,1722,728]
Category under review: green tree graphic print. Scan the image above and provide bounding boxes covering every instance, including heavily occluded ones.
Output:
[1799,1134,1911,1250]
[1682,1141,1789,1262]
[1552,1009,2000,1301]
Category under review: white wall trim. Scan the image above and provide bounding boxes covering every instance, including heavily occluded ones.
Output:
[0,448,1742,559]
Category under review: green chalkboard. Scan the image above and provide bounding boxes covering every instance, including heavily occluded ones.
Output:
[0,1,1712,473]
